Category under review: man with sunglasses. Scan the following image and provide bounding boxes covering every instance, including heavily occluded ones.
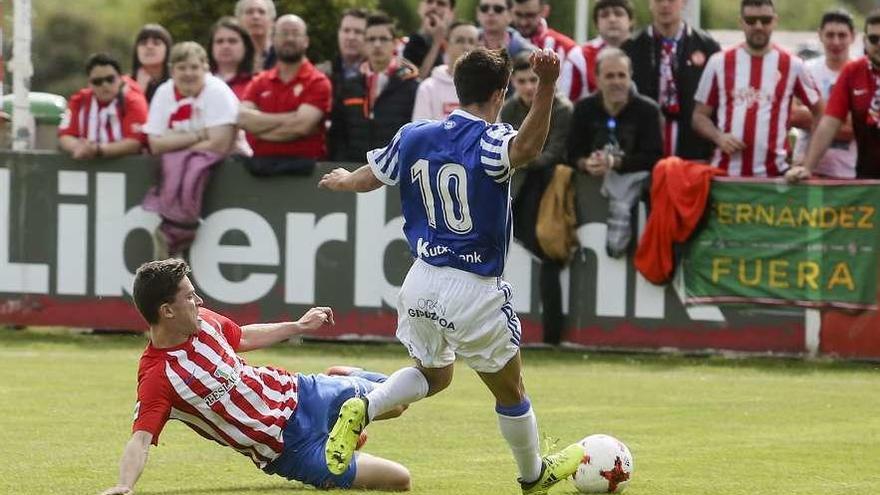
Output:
[624,0,720,160]
[787,9,880,182]
[59,53,148,160]
[693,0,822,177]
[477,0,536,59]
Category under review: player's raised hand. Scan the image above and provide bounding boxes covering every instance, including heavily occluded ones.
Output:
[318,168,352,191]
[530,48,560,84]
[296,306,336,332]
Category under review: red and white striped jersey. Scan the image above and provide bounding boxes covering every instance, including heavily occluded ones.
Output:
[559,37,605,103]
[132,307,298,468]
[694,44,820,177]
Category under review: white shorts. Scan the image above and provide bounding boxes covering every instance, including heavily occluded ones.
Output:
[396,259,521,373]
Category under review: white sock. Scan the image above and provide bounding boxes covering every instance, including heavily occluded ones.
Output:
[497,401,542,484]
[365,367,429,420]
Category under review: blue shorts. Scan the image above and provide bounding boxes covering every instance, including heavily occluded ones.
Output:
[263,372,383,489]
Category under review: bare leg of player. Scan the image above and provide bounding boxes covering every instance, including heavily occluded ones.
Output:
[351,452,411,491]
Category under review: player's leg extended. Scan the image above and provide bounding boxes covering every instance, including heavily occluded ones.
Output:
[324,363,452,475]
[351,452,411,491]
[479,353,582,495]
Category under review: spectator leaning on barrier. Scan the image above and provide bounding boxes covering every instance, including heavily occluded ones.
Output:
[789,9,858,179]
[476,0,535,59]
[560,0,634,103]
[130,24,172,103]
[58,53,148,160]
[329,12,419,162]
[787,9,880,182]
[501,52,572,346]
[412,21,478,121]
[692,0,822,178]
[143,42,238,156]
[238,15,333,175]
[236,0,277,71]
[318,8,368,99]
[403,0,457,80]
[208,17,256,100]
[624,0,720,160]
[568,48,663,179]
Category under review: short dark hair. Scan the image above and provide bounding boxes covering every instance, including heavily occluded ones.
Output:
[366,11,397,38]
[429,0,457,7]
[208,17,255,76]
[454,47,512,105]
[741,0,774,14]
[867,8,880,32]
[511,52,532,73]
[85,53,121,75]
[341,7,369,21]
[132,259,190,325]
[592,0,634,24]
[513,0,548,5]
[818,9,854,33]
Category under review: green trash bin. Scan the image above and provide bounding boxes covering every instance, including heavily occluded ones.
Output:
[1,92,68,150]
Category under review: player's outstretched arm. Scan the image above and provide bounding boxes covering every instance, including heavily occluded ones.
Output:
[238,306,335,352]
[319,164,384,192]
[99,430,153,495]
[508,49,560,169]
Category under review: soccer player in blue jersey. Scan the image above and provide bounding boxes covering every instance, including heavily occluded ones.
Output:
[319,47,583,494]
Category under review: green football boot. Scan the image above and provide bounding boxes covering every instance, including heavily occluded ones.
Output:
[325,396,368,475]
[520,442,585,495]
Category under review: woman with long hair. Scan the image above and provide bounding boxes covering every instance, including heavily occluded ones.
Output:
[130,24,173,103]
[208,17,256,99]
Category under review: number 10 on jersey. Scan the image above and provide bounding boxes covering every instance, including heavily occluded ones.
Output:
[410,159,474,235]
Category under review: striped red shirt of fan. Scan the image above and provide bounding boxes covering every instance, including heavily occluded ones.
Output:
[694,44,820,177]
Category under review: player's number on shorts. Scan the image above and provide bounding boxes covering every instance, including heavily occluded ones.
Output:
[411,159,473,234]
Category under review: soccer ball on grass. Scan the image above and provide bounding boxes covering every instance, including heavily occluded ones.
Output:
[571,434,633,493]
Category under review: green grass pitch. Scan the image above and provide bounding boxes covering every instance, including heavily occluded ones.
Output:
[1,328,878,494]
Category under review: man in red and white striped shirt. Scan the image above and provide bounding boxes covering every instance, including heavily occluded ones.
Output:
[100,259,410,495]
[559,0,633,102]
[692,0,823,177]
[58,53,147,160]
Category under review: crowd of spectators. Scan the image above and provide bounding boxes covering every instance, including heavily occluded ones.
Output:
[53,0,880,342]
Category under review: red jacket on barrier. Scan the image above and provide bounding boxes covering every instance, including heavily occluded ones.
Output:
[635,157,726,284]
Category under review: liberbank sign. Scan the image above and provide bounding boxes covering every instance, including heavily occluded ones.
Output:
[0,152,806,353]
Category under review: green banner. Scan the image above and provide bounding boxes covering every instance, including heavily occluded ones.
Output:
[683,179,880,310]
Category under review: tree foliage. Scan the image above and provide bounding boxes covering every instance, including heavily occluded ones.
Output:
[148,0,382,64]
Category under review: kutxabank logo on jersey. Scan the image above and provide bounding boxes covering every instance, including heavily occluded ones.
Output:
[416,237,483,264]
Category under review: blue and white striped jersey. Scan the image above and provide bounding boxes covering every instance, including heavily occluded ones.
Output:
[367,109,518,277]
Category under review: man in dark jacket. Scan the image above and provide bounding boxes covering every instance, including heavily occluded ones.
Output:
[329,12,420,162]
[623,0,719,160]
[500,53,572,346]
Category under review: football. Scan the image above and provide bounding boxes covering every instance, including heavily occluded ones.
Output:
[571,434,634,493]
